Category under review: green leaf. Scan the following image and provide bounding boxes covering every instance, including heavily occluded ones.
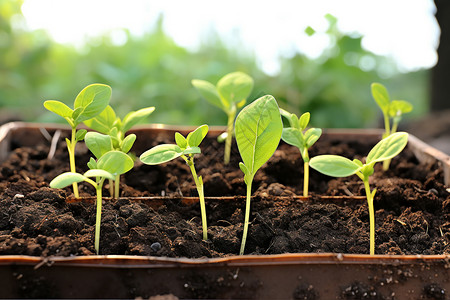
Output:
[192,79,223,110]
[235,95,282,177]
[309,155,361,177]
[43,100,74,118]
[76,129,87,142]
[97,150,134,175]
[73,84,112,122]
[186,124,209,147]
[175,132,187,149]
[121,134,136,153]
[140,144,183,165]
[388,100,413,118]
[84,169,115,180]
[217,72,254,108]
[87,157,97,170]
[239,162,251,185]
[50,172,86,189]
[281,128,304,150]
[84,105,117,134]
[182,146,201,156]
[366,132,409,164]
[122,106,155,133]
[304,128,322,149]
[371,82,390,112]
[85,132,113,159]
[298,112,310,130]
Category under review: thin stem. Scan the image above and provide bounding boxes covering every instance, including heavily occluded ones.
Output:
[382,118,399,171]
[239,179,252,255]
[303,161,309,197]
[363,178,375,255]
[68,128,79,198]
[224,112,235,165]
[383,113,391,138]
[109,179,114,198]
[94,179,104,255]
[114,174,120,199]
[186,156,208,240]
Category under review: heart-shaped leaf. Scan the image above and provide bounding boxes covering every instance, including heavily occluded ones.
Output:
[50,172,86,189]
[366,132,408,164]
[371,83,390,112]
[84,169,115,180]
[281,128,304,150]
[235,95,282,177]
[310,155,361,177]
[122,106,155,133]
[84,105,117,134]
[192,79,223,110]
[85,132,113,159]
[186,124,209,147]
[97,150,134,175]
[74,84,112,122]
[217,72,254,109]
[140,144,183,165]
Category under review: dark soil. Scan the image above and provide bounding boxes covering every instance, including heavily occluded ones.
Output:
[0,129,449,257]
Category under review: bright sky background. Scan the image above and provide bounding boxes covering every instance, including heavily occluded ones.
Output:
[21,0,439,75]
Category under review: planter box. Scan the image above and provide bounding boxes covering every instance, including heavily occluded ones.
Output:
[0,122,449,299]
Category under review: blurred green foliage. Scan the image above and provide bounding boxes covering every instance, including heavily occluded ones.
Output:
[1,0,428,128]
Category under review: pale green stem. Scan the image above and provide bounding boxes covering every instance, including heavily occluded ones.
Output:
[108,179,114,198]
[304,161,309,197]
[114,174,120,199]
[239,179,253,255]
[363,177,375,255]
[68,128,79,198]
[383,120,399,171]
[383,113,391,138]
[185,156,208,240]
[224,112,235,165]
[94,179,105,255]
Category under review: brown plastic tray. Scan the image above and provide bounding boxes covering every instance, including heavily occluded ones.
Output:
[0,122,449,299]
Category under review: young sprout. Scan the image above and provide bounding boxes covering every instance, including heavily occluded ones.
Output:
[371,83,413,170]
[280,109,322,197]
[192,72,254,165]
[235,95,282,255]
[44,84,112,198]
[309,132,409,255]
[84,105,155,198]
[139,125,209,240]
[50,150,134,254]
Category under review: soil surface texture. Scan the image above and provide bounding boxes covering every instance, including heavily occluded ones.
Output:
[0,129,449,257]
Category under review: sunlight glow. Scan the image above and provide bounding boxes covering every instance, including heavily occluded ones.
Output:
[21,0,439,75]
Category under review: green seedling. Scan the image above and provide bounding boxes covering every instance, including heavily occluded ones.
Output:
[280,109,322,197]
[44,83,112,198]
[139,125,209,240]
[371,82,413,170]
[192,72,254,165]
[84,105,155,198]
[235,95,283,255]
[50,150,134,254]
[309,132,409,255]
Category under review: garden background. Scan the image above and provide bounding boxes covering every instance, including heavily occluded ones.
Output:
[1,0,448,152]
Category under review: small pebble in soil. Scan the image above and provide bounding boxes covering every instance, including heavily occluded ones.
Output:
[151,242,161,252]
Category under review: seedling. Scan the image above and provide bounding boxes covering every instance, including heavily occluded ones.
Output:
[50,150,134,254]
[309,132,409,255]
[84,105,155,197]
[44,84,112,198]
[371,83,413,170]
[235,95,283,255]
[192,72,254,165]
[139,125,209,240]
[280,109,322,197]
